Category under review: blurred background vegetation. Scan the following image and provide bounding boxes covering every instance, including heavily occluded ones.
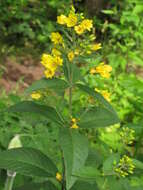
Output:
[0,0,143,189]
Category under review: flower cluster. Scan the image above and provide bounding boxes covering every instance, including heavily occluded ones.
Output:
[90,62,112,78]
[71,118,79,129]
[31,92,41,100]
[114,155,135,177]
[57,7,93,35]
[41,48,63,78]
[95,88,111,102]
[120,127,135,145]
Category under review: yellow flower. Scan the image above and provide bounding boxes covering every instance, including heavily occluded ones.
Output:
[56,172,62,182]
[68,51,75,62]
[74,24,84,35]
[95,88,110,101]
[71,118,77,123]
[95,62,112,78]
[87,50,92,54]
[101,90,111,102]
[91,43,102,51]
[50,32,63,45]
[52,48,61,56]
[41,53,57,71]
[66,12,77,27]
[57,14,67,25]
[31,92,41,100]
[71,123,79,129]
[71,117,79,129]
[53,56,63,66]
[81,19,93,31]
[44,69,55,79]
[90,68,96,74]
[74,49,80,55]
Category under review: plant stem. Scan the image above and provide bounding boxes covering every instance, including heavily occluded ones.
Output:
[69,85,72,116]
[4,175,15,190]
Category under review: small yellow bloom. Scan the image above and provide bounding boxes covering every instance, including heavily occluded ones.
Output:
[66,12,77,27]
[57,14,67,25]
[71,117,79,129]
[31,92,41,100]
[50,32,63,45]
[71,123,79,129]
[68,51,75,62]
[53,56,63,66]
[95,62,112,78]
[71,118,77,123]
[44,69,55,79]
[101,90,111,102]
[91,43,102,51]
[56,172,62,182]
[95,88,110,101]
[74,24,84,35]
[52,48,61,56]
[87,50,92,54]
[90,68,96,74]
[81,19,93,31]
[74,49,80,55]
[41,54,57,71]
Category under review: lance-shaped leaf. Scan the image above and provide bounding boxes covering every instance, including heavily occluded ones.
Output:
[0,148,57,177]
[25,78,69,94]
[79,107,119,128]
[59,128,88,190]
[76,83,118,115]
[7,101,64,126]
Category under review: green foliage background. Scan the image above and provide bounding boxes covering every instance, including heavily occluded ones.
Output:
[0,0,143,190]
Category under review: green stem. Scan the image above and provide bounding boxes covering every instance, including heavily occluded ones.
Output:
[4,175,15,190]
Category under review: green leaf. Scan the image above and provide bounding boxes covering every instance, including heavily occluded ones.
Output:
[14,181,58,190]
[133,159,143,170]
[73,166,100,180]
[79,107,119,128]
[71,181,99,190]
[103,154,120,175]
[25,78,69,94]
[7,101,64,126]
[0,148,57,177]
[59,128,88,190]
[76,83,118,115]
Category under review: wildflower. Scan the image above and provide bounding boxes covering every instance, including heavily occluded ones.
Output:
[71,117,79,129]
[90,68,96,74]
[57,14,67,25]
[81,19,93,31]
[68,51,75,62]
[31,92,41,100]
[94,62,112,78]
[66,12,77,27]
[95,88,111,102]
[44,69,55,79]
[50,32,63,45]
[74,49,80,55]
[53,56,63,66]
[87,50,92,54]
[52,48,61,56]
[41,54,55,69]
[114,155,135,177]
[120,127,135,145]
[56,172,62,182]
[91,43,102,51]
[74,24,84,35]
